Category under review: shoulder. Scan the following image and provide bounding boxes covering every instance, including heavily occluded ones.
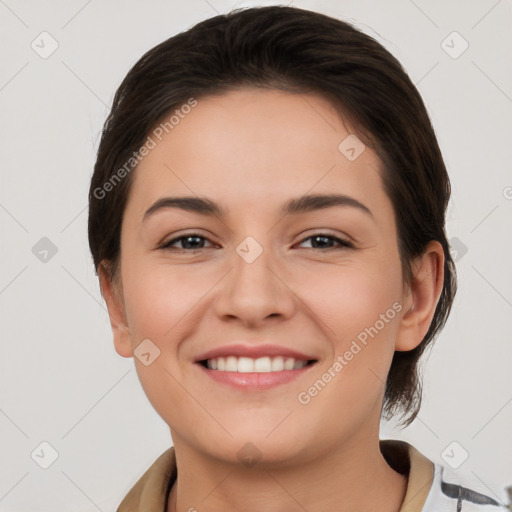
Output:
[117,446,177,512]
[422,455,509,511]
[381,439,510,512]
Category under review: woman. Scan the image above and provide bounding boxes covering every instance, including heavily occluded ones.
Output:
[88,5,508,512]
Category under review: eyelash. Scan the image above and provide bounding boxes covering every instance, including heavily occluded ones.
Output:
[160,233,354,251]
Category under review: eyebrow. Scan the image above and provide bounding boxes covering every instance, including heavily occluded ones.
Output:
[143,193,373,221]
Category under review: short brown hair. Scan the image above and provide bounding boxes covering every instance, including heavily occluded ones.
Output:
[88,5,457,426]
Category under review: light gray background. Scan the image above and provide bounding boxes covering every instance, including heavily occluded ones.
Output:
[1,0,511,510]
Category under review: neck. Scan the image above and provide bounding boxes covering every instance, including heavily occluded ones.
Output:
[167,431,408,512]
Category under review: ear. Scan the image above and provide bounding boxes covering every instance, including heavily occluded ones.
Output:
[98,261,134,358]
[395,241,445,352]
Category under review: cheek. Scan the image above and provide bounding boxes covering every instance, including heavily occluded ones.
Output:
[302,260,402,336]
[301,257,403,392]
[120,262,207,424]
[121,260,214,343]
[294,268,403,425]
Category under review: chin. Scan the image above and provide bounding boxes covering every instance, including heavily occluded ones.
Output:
[201,427,310,469]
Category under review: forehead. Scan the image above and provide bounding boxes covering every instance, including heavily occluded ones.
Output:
[127,88,390,221]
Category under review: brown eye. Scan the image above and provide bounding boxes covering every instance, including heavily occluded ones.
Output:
[297,234,353,250]
[161,234,213,251]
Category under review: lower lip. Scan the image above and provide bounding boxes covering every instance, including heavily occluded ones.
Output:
[196,362,317,390]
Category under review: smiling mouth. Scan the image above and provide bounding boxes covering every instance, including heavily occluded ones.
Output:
[199,356,317,372]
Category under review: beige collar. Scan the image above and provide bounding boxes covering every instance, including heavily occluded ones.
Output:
[397,443,435,511]
[117,440,435,512]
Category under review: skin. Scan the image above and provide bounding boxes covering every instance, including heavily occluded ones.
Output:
[99,87,444,512]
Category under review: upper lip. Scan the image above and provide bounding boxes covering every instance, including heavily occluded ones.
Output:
[195,344,317,362]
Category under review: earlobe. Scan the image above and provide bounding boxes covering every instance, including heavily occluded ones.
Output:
[98,261,134,358]
[395,241,445,352]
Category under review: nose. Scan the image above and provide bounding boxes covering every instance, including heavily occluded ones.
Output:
[213,239,296,328]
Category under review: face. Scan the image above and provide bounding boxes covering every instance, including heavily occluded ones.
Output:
[105,88,424,467]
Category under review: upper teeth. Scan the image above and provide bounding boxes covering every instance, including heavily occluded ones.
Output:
[206,356,308,372]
